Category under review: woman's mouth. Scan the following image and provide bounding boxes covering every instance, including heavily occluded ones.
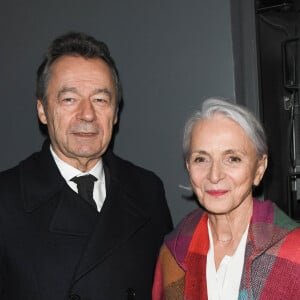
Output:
[206,190,228,197]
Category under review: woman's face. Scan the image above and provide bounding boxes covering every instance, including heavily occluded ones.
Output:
[186,114,267,216]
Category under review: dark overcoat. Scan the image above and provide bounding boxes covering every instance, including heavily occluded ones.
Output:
[0,141,173,300]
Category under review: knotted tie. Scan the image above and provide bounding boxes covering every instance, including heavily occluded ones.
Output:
[71,174,98,209]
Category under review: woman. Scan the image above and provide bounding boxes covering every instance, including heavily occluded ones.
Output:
[153,98,300,299]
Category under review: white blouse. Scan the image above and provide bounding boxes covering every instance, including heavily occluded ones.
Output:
[206,220,249,300]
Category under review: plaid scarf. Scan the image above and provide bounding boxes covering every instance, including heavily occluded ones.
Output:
[152,199,300,300]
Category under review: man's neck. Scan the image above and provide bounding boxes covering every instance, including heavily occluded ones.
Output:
[49,145,101,172]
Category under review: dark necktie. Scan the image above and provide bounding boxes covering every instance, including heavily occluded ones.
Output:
[71,174,98,209]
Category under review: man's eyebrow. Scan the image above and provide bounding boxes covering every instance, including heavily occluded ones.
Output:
[57,87,113,99]
[92,88,112,99]
[57,87,78,98]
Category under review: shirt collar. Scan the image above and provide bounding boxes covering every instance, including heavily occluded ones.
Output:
[50,145,104,182]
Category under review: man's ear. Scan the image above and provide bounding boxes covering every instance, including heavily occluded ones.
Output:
[37,99,47,125]
[113,104,119,125]
[113,113,118,125]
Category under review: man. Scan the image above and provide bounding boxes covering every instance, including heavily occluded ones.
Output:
[0,32,172,300]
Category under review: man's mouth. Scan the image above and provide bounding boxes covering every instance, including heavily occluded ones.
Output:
[72,132,98,137]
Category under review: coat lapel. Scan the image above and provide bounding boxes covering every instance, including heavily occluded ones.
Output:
[21,141,99,236]
[49,187,99,236]
[21,141,64,212]
[72,177,150,283]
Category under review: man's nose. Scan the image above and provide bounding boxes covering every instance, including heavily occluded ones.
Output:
[77,99,96,121]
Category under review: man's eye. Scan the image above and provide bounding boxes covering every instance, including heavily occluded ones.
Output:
[62,98,74,103]
[95,98,108,103]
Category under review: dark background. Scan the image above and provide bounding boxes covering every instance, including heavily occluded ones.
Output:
[3,0,298,225]
[256,0,300,221]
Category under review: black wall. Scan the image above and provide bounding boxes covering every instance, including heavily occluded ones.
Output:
[256,3,300,220]
[0,0,237,225]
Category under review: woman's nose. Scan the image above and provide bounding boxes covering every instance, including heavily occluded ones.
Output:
[207,161,224,183]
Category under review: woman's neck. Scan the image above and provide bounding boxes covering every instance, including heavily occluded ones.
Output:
[208,201,252,268]
[208,200,253,244]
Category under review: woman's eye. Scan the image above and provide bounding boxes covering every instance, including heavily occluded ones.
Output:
[192,156,211,166]
[190,155,211,168]
[227,156,241,163]
[194,156,206,163]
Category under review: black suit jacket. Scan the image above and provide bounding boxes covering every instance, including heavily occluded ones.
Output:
[0,141,173,300]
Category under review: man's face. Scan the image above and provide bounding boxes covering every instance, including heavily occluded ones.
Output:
[37,55,118,171]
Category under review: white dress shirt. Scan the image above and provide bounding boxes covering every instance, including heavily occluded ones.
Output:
[206,220,249,300]
[50,146,106,212]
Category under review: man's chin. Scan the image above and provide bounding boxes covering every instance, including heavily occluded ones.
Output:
[71,149,103,159]
[76,143,110,157]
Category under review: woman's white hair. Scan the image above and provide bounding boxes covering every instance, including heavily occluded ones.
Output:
[183,97,268,160]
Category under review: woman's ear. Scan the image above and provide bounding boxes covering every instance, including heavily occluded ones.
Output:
[186,159,190,172]
[253,154,268,186]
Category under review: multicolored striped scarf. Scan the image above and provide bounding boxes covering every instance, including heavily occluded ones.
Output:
[152,199,300,299]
